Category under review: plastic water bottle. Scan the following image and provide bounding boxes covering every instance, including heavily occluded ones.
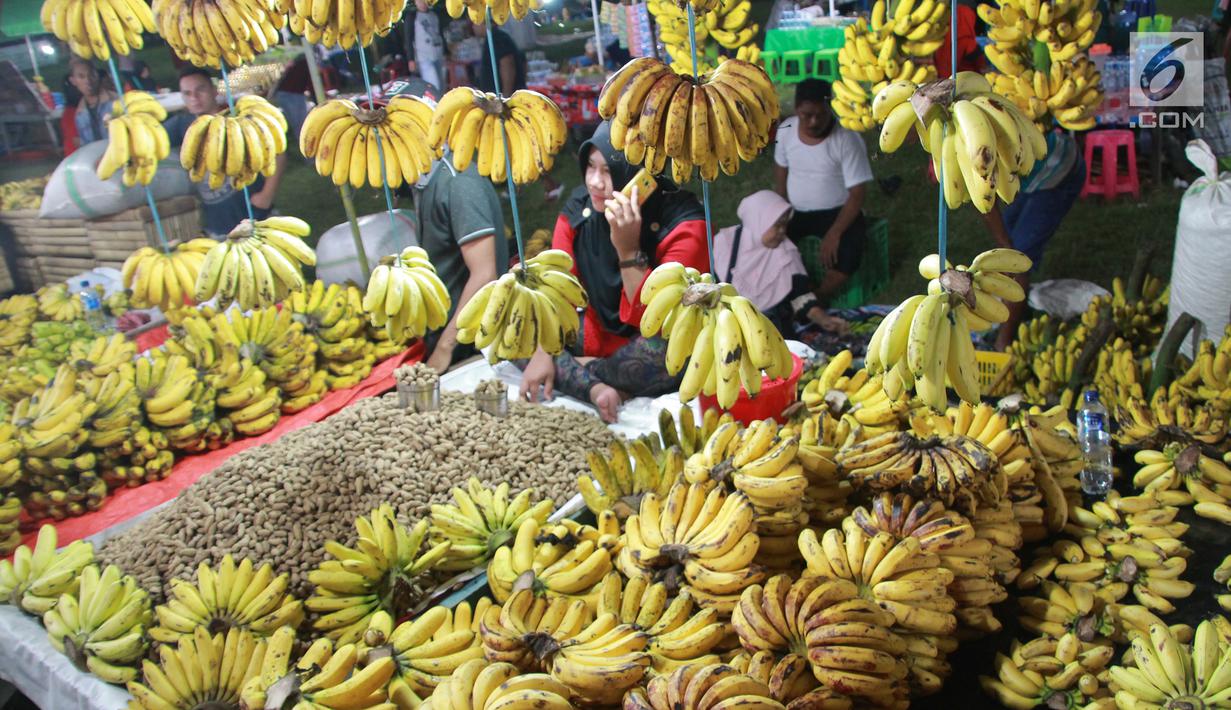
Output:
[79,281,106,332]
[1077,390,1113,496]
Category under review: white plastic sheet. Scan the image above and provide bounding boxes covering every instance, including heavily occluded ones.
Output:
[0,606,130,710]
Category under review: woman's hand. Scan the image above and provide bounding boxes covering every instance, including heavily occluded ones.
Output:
[604,188,643,257]
[589,382,623,423]
[519,349,555,402]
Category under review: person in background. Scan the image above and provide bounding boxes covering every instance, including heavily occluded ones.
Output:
[982,127,1085,351]
[933,0,981,78]
[713,190,837,337]
[414,0,446,92]
[67,57,116,148]
[60,74,83,156]
[773,78,872,318]
[518,122,709,423]
[163,67,287,237]
[415,154,509,372]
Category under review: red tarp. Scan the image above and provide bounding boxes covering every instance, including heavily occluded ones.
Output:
[13,341,424,551]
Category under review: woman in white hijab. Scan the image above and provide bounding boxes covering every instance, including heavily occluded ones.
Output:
[713,190,848,335]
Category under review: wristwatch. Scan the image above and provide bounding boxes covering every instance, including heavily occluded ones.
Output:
[618,251,650,269]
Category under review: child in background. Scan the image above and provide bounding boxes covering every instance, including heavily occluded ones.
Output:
[713,190,848,336]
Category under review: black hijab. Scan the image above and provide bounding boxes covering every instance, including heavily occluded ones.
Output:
[560,122,706,338]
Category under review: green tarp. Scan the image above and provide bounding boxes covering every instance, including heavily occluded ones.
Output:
[1,0,46,38]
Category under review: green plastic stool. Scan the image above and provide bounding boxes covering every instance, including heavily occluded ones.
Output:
[812,48,840,82]
[798,218,890,309]
[781,50,813,84]
[759,50,783,83]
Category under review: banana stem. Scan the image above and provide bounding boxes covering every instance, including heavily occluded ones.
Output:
[302,38,370,281]
[1148,312,1196,396]
[1125,243,1154,301]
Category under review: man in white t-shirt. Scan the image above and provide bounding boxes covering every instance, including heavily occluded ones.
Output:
[773,78,874,301]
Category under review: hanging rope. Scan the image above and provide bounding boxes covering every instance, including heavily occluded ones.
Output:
[685,2,717,276]
[354,41,400,232]
[936,0,960,273]
[485,7,527,264]
[217,61,257,224]
[105,56,171,253]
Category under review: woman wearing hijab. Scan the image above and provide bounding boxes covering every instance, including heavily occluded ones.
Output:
[713,190,846,337]
[519,122,709,423]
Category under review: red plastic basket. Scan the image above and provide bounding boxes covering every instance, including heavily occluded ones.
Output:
[698,354,804,426]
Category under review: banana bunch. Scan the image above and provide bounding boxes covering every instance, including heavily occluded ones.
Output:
[480,589,651,704]
[733,574,909,705]
[41,0,155,60]
[214,305,322,420]
[1115,390,1227,450]
[833,17,938,131]
[0,421,20,488]
[430,477,555,571]
[127,626,269,709]
[82,363,140,452]
[851,492,1008,635]
[135,353,213,436]
[981,632,1115,709]
[1168,329,1231,415]
[151,554,304,644]
[420,659,571,710]
[68,333,137,382]
[96,91,170,186]
[300,95,436,189]
[875,73,1047,212]
[792,412,857,528]
[864,248,1032,408]
[1217,555,1231,612]
[594,574,727,673]
[359,600,491,708]
[362,247,452,343]
[834,429,1006,511]
[0,495,21,555]
[598,57,777,182]
[876,0,949,55]
[288,281,376,388]
[657,404,730,459]
[42,563,152,684]
[153,0,285,68]
[180,95,287,189]
[639,263,795,408]
[990,54,1104,131]
[426,89,565,186]
[1015,580,1115,641]
[1107,618,1231,710]
[237,625,397,709]
[486,514,620,604]
[978,0,1101,68]
[800,350,909,432]
[121,238,216,311]
[1135,444,1231,524]
[0,295,38,352]
[706,0,759,50]
[439,0,540,26]
[625,663,790,710]
[727,651,824,705]
[37,284,84,322]
[684,420,805,507]
[617,481,766,613]
[286,0,403,47]
[578,436,684,519]
[0,525,94,614]
[306,505,451,644]
[455,249,587,362]
[195,215,317,309]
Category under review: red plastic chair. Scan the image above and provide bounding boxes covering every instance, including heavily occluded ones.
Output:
[1081,129,1140,201]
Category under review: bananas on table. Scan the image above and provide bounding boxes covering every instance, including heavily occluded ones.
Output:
[149,554,303,644]
[37,284,84,322]
[194,215,317,310]
[120,238,216,312]
[430,477,555,572]
[427,88,566,186]
[874,72,1047,212]
[301,95,436,189]
[152,0,284,68]
[180,95,288,190]
[639,263,793,409]
[97,92,170,187]
[362,246,453,343]
[455,249,587,362]
[41,0,155,60]
[864,247,1031,410]
[598,57,778,183]
[0,525,95,615]
[42,563,152,685]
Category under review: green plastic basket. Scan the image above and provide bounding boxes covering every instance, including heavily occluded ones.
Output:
[799,217,889,310]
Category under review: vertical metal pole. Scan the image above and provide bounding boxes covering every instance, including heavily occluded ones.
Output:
[302,38,371,281]
[591,0,604,68]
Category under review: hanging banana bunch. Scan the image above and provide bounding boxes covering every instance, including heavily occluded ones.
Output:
[300,95,437,189]
[152,0,286,68]
[427,88,567,186]
[42,0,156,60]
[97,92,170,187]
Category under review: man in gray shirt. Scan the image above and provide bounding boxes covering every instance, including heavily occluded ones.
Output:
[415,157,508,371]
